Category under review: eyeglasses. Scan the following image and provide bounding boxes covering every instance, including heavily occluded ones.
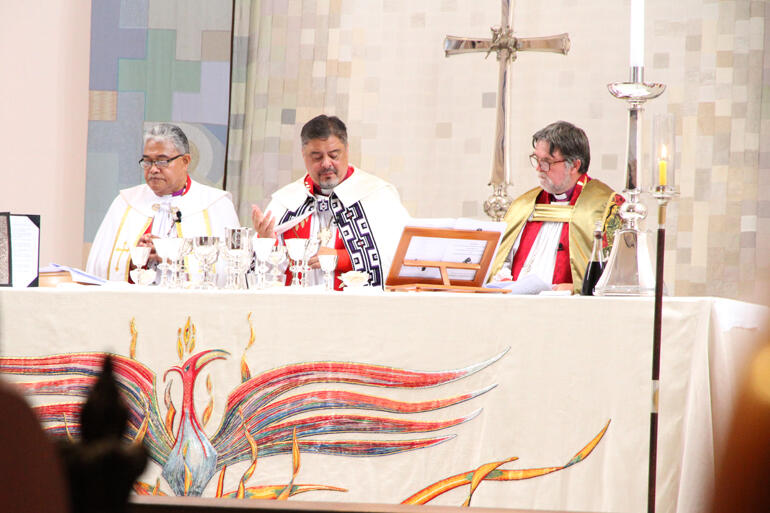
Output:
[139,154,184,170]
[529,154,566,172]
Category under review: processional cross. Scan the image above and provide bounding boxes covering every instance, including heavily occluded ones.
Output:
[443,0,570,220]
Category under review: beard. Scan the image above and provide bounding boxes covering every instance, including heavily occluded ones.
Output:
[538,170,573,195]
[317,166,341,190]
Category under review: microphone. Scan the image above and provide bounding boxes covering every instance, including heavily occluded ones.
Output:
[175,209,182,224]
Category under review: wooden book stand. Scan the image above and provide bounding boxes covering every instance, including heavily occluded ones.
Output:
[385,227,509,293]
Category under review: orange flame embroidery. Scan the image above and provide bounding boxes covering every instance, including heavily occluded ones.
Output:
[463,456,518,506]
[202,374,214,427]
[246,312,255,350]
[176,328,183,361]
[182,442,192,495]
[240,355,251,383]
[277,428,301,500]
[129,317,138,359]
[215,466,227,498]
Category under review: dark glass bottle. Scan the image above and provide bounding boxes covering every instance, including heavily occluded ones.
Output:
[581,221,606,296]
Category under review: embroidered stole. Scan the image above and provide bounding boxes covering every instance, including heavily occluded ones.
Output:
[278,194,383,287]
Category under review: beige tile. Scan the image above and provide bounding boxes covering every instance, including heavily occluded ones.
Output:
[201,30,231,61]
[88,91,117,121]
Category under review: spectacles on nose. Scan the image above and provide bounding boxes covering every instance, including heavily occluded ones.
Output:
[139,154,183,170]
[529,154,566,172]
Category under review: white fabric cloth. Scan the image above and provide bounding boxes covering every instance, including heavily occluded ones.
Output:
[265,167,410,287]
[1,290,766,512]
[86,179,240,281]
[503,200,570,286]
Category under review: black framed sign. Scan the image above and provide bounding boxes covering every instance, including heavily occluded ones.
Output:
[0,212,10,287]
[7,214,40,288]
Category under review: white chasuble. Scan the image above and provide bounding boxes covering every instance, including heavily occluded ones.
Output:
[86,180,240,281]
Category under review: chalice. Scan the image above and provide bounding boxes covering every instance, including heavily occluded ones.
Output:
[153,237,184,288]
[317,253,338,291]
[267,244,287,286]
[251,236,276,290]
[129,245,154,285]
[224,227,252,290]
[192,236,219,289]
[284,238,309,288]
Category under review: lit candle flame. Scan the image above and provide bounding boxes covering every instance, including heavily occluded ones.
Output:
[658,144,668,187]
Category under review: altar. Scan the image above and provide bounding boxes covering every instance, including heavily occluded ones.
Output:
[0,288,766,513]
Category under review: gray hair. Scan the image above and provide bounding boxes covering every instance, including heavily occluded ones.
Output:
[532,121,590,174]
[300,115,348,146]
[143,123,190,154]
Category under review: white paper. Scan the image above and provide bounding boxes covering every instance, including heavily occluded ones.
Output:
[484,274,552,295]
[10,215,39,287]
[396,218,506,284]
[42,263,106,285]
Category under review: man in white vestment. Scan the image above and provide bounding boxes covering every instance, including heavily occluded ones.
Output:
[252,115,410,290]
[86,123,240,281]
[488,121,624,294]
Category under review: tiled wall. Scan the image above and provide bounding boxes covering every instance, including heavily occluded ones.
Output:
[83,0,767,302]
[228,0,768,302]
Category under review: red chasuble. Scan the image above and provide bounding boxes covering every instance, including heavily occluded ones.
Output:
[510,176,591,285]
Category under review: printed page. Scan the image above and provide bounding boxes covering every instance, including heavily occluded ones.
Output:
[10,215,39,287]
[450,218,506,282]
[396,218,505,282]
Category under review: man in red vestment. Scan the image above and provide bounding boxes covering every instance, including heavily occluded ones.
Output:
[488,121,624,294]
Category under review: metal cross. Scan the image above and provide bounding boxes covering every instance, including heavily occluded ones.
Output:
[444,0,570,220]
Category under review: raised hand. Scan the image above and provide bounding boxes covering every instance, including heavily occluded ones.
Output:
[251,204,277,239]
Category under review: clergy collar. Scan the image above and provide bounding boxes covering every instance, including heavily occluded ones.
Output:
[548,175,588,202]
[171,175,191,197]
[305,166,355,196]
[543,176,590,204]
[549,185,574,202]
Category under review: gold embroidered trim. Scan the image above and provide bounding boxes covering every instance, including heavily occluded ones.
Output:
[106,207,132,280]
[531,204,574,223]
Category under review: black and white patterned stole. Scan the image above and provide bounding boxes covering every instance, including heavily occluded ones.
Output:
[329,194,383,287]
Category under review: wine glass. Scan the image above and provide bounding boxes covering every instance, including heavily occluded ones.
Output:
[129,245,153,285]
[267,245,287,286]
[284,238,309,287]
[251,236,276,290]
[224,227,252,290]
[192,236,219,289]
[177,238,194,287]
[317,253,338,291]
[303,238,321,287]
[129,245,150,269]
[153,238,174,287]
[154,237,185,288]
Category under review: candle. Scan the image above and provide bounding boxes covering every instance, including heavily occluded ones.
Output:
[658,144,668,187]
[630,0,645,67]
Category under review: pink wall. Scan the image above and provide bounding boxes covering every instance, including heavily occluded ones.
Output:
[0,1,91,268]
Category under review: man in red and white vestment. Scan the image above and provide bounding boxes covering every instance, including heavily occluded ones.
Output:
[87,124,240,281]
[252,115,410,290]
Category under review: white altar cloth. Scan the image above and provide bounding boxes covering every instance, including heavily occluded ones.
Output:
[0,288,766,512]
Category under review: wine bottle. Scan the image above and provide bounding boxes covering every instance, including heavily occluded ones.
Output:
[581,221,606,296]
